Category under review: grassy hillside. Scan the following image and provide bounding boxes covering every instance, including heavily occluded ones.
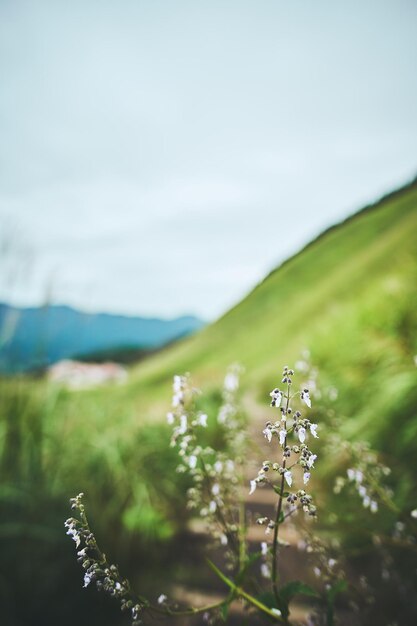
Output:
[40,179,417,495]
[1,179,416,626]
[127,180,417,420]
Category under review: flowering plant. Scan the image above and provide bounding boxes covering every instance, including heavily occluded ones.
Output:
[65,364,348,625]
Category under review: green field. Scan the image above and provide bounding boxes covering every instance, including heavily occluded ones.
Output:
[1,180,417,625]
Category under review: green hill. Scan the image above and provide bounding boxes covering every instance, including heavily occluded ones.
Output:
[128,179,417,431]
[47,177,417,489]
[1,178,417,626]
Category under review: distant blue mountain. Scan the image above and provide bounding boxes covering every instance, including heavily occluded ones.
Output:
[0,302,204,373]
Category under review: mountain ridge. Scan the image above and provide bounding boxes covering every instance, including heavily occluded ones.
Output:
[0,302,204,372]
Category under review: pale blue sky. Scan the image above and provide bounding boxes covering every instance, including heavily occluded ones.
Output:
[1,0,416,319]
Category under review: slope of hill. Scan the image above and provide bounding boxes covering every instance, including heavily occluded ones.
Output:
[120,176,417,506]
[41,179,417,482]
[129,179,416,407]
[0,303,204,372]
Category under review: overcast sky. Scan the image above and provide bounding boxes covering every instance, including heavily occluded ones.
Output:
[1,0,416,320]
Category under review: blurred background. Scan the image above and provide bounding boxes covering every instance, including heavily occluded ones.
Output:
[1,1,416,625]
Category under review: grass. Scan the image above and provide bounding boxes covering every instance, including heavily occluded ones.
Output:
[1,179,416,625]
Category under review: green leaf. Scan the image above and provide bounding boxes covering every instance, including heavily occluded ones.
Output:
[326,579,347,605]
[220,603,229,621]
[325,579,347,626]
[278,581,319,619]
[257,591,277,609]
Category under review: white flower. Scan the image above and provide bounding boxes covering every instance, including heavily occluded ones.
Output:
[115,582,122,591]
[269,388,282,407]
[83,573,92,587]
[313,566,321,578]
[260,563,270,578]
[217,406,227,424]
[328,558,336,568]
[178,415,188,434]
[225,460,235,472]
[279,429,286,446]
[166,412,175,425]
[249,479,257,495]
[298,427,306,443]
[224,372,239,392]
[214,461,223,473]
[303,472,311,485]
[307,454,317,468]
[188,455,197,469]
[172,391,183,407]
[263,427,273,443]
[347,468,355,481]
[197,413,208,427]
[209,500,217,513]
[66,525,81,547]
[363,495,371,508]
[158,594,168,605]
[355,469,363,484]
[370,500,378,513]
[301,389,311,408]
[173,375,182,393]
[358,485,367,498]
[220,533,228,545]
[284,470,292,487]
[261,541,268,555]
[310,423,319,438]
[212,483,220,496]
[411,509,417,519]
[271,608,282,617]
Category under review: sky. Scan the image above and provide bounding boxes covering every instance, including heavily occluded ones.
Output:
[1,0,416,321]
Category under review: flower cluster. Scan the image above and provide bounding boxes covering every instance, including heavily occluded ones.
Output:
[65,494,145,626]
[168,366,246,561]
[333,441,392,514]
[249,365,319,519]
[66,363,358,626]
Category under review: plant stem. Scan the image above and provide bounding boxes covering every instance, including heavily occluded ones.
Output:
[271,380,291,608]
[208,559,284,622]
[238,490,247,573]
[149,599,225,617]
[272,473,285,601]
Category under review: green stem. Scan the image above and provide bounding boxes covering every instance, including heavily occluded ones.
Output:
[271,473,285,601]
[271,381,291,607]
[238,490,247,573]
[149,599,225,617]
[207,559,283,622]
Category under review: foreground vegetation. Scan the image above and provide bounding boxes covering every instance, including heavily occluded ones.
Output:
[0,180,416,625]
